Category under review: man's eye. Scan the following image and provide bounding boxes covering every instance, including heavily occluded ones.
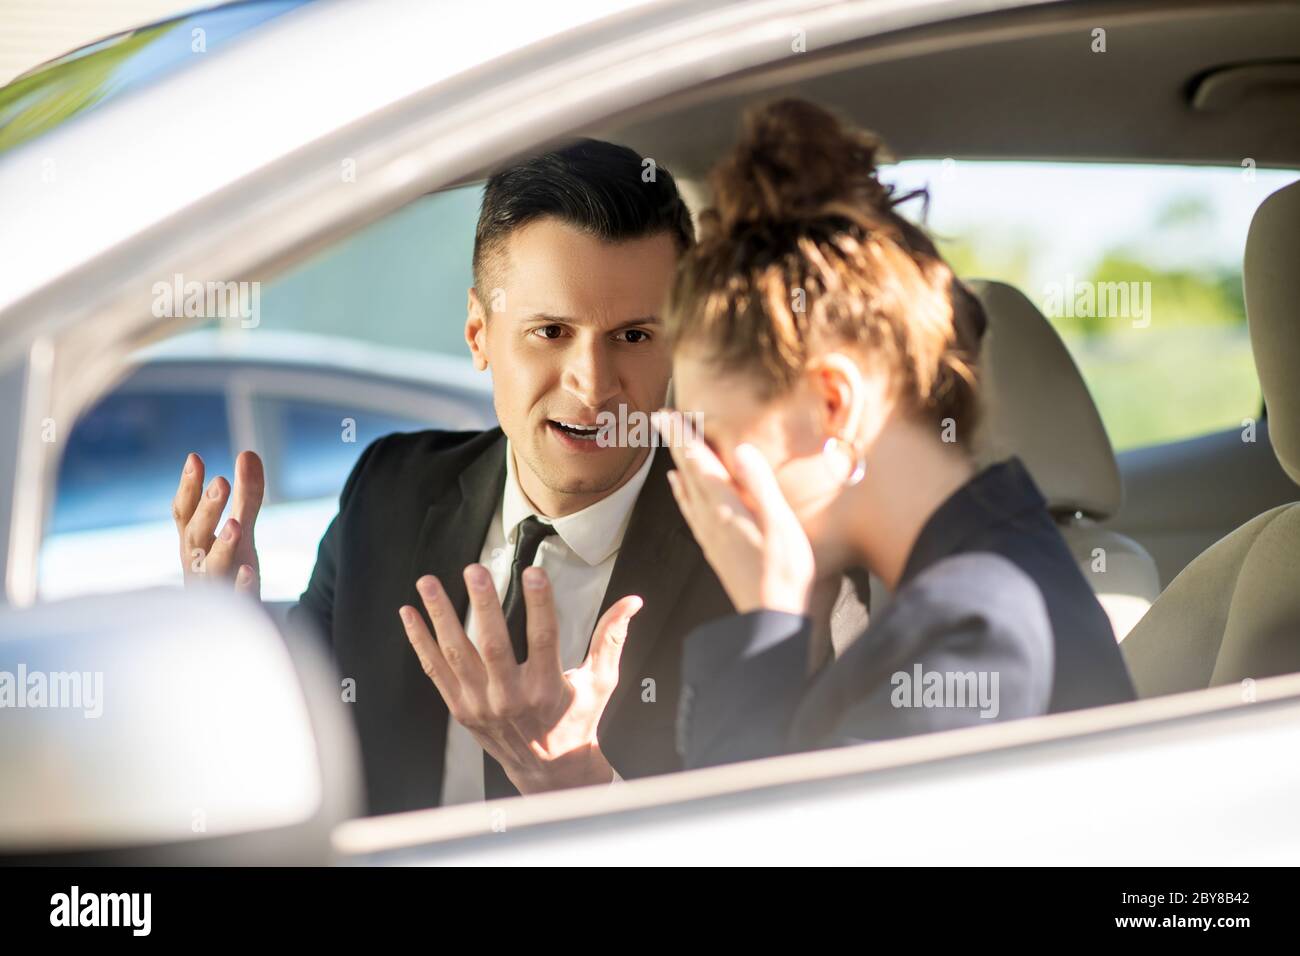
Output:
[531,325,565,340]
[619,329,651,344]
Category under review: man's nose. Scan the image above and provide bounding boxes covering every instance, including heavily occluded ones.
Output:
[562,341,620,409]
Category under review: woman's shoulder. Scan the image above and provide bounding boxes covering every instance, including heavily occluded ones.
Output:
[883,551,1055,667]
[793,553,1056,747]
[901,550,1050,622]
[831,552,1055,706]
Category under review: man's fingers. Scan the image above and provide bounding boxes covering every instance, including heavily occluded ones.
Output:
[185,475,230,563]
[415,575,482,680]
[586,595,643,689]
[230,451,265,531]
[521,566,563,681]
[399,603,459,701]
[172,453,205,535]
[234,563,259,595]
[203,518,242,578]
[463,564,521,694]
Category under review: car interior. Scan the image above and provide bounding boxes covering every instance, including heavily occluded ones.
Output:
[6,0,1300,862]
[579,0,1300,688]
[1122,180,1300,695]
[968,279,1162,643]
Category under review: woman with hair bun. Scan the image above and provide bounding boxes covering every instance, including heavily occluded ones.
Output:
[655,99,1134,767]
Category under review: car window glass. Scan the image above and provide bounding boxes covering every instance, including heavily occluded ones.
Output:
[256,185,482,358]
[258,397,431,502]
[49,388,233,535]
[886,160,1300,450]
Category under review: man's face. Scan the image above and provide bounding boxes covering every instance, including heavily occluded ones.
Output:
[466,217,678,514]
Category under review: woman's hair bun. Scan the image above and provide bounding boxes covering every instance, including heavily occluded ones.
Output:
[670,97,983,444]
[708,98,893,235]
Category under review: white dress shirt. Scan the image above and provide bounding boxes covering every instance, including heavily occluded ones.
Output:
[439,441,656,805]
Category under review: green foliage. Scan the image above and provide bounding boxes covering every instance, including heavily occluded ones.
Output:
[1064,325,1259,451]
[0,24,175,154]
[943,196,1259,450]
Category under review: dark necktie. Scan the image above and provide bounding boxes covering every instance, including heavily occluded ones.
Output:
[484,514,557,799]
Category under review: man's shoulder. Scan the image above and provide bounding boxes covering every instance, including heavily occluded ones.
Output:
[341,426,503,503]
[365,425,502,468]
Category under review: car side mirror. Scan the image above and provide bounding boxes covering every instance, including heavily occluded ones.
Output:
[0,587,362,864]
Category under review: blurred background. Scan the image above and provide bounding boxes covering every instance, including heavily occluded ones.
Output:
[890,159,1293,451]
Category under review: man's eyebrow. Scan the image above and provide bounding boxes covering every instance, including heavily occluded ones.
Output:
[523,313,660,327]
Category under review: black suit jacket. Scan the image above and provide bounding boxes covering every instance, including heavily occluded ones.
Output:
[290,427,735,815]
[678,458,1136,768]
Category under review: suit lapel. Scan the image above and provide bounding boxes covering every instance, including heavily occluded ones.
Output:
[598,448,701,725]
[408,430,507,623]
[395,431,505,806]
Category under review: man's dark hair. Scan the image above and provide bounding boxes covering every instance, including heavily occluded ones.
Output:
[472,138,695,290]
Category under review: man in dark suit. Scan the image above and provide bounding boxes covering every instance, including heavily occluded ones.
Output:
[170,140,735,815]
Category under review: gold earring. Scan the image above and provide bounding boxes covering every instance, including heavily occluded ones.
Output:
[822,436,866,487]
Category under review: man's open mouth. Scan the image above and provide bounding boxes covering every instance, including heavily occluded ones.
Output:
[548,419,601,441]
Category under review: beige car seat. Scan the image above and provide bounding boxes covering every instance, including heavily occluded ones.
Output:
[1121,181,1300,695]
[968,279,1161,642]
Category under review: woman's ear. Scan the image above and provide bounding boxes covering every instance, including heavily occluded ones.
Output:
[807,351,865,440]
[465,288,489,371]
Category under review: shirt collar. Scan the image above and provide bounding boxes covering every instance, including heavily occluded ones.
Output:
[501,442,657,566]
[898,456,1047,589]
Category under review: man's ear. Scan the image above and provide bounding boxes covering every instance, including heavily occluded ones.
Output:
[466,288,489,371]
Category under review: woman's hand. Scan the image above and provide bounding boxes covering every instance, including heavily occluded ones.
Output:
[654,410,815,616]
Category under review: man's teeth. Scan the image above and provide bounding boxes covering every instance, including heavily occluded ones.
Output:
[554,421,599,440]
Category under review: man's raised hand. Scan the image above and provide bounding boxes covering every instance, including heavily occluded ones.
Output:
[399,565,642,794]
[173,450,265,596]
